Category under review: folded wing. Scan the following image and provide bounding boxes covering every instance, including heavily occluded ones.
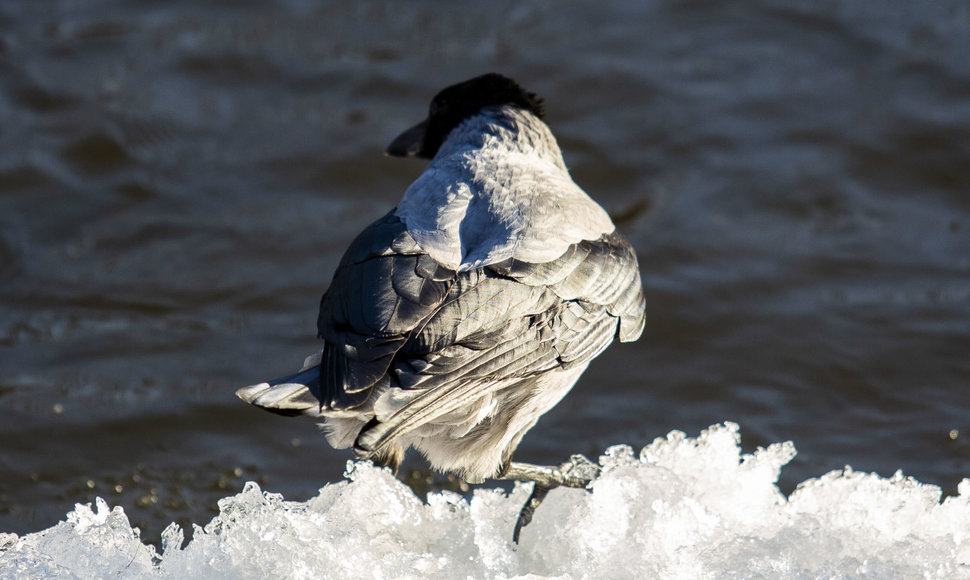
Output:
[241,209,646,459]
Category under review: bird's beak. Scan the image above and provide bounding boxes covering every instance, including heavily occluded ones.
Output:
[385,119,428,157]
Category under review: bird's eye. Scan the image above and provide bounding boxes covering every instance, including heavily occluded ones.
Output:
[429,101,440,116]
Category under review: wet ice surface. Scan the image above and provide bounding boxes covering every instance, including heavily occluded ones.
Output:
[2,424,968,579]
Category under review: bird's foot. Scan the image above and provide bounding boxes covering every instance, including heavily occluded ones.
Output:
[512,483,549,543]
[498,454,601,543]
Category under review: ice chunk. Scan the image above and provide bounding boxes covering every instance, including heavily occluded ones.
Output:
[1,423,968,579]
[0,497,158,579]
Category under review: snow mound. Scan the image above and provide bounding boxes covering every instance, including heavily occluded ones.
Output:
[2,423,968,579]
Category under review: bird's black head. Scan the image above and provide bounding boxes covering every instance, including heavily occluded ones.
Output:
[386,73,546,159]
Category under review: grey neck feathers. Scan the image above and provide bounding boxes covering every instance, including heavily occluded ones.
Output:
[435,106,568,171]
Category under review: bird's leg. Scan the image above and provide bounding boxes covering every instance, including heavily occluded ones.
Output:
[497,454,601,543]
[512,483,549,543]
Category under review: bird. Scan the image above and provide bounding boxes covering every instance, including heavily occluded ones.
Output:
[237,73,645,538]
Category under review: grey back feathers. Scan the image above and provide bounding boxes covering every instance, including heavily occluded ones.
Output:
[394,107,616,271]
[237,73,646,481]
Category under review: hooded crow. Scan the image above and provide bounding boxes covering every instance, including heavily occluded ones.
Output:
[237,73,645,522]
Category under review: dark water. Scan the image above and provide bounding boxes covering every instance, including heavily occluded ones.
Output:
[2,0,969,544]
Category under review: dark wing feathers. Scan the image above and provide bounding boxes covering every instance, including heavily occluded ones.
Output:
[414,253,454,281]
[413,274,552,353]
[553,303,620,366]
[413,319,560,382]
[313,212,645,428]
[492,231,646,366]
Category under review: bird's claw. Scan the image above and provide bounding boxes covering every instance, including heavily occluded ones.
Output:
[499,454,601,543]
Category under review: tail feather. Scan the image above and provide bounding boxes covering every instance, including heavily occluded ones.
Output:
[235,366,322,417]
